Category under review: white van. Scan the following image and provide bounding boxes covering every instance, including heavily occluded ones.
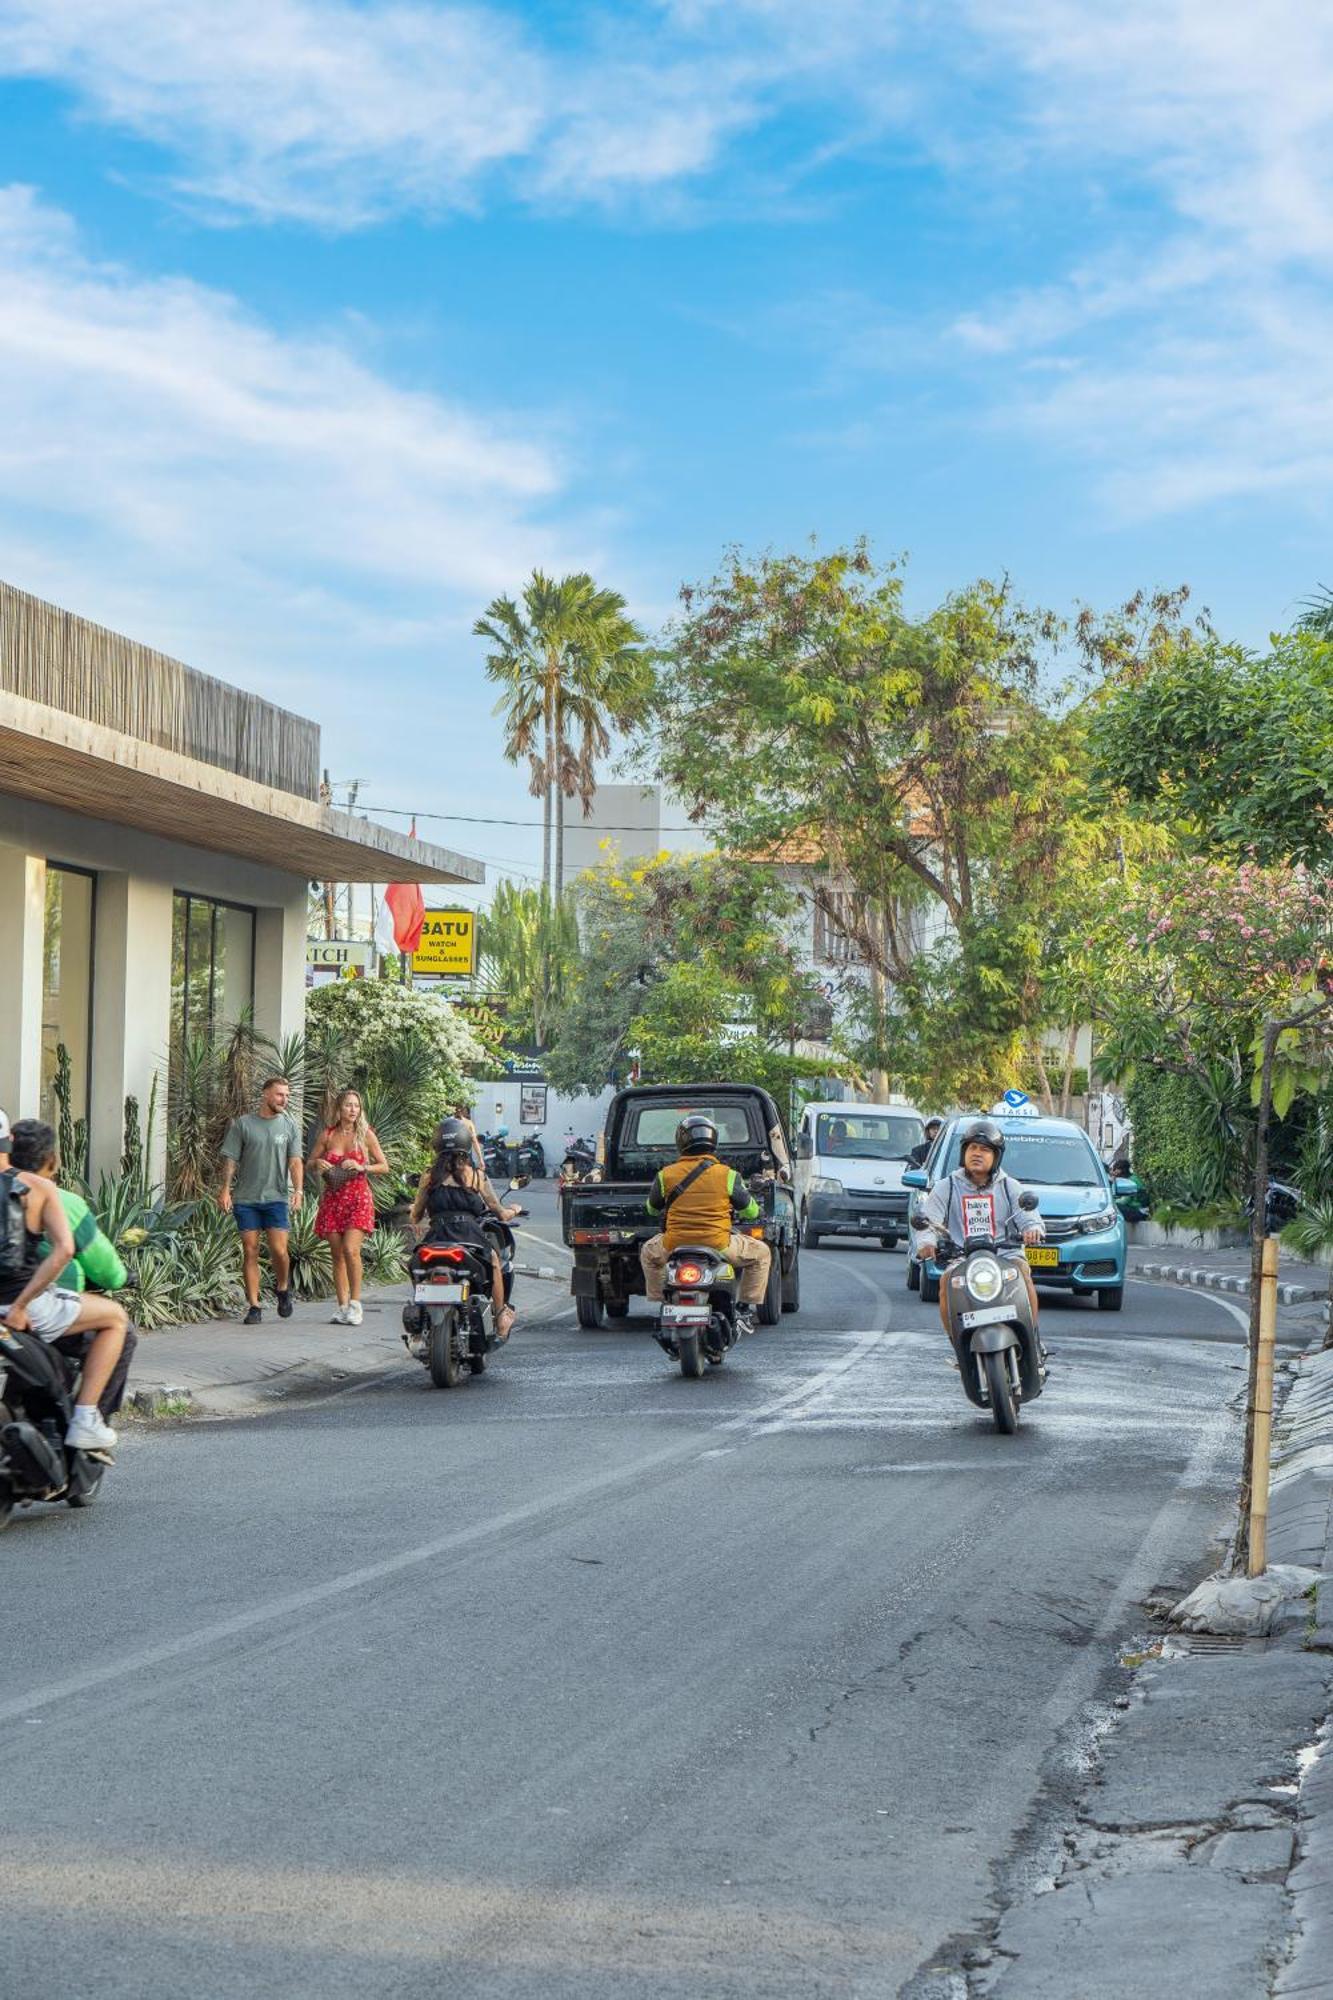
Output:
[794,1099,926,1250]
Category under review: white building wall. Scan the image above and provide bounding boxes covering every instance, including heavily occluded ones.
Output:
[561,784,712,879]
[0,791,312,1180]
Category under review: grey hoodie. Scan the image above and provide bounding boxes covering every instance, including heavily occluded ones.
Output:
[919,1166,1044,1249]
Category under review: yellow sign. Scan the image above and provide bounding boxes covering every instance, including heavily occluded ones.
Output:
[412,909,477,979]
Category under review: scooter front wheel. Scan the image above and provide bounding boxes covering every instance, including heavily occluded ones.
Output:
[982,1349,1019,1433]
[679,1331,705,1378]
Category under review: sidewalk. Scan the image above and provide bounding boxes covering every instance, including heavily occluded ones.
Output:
[125,1270,569,1420]
[124,1286,414,1418]
[1129,1237,1332,1310]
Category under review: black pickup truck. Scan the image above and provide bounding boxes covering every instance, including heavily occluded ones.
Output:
[560,1082,801,1328]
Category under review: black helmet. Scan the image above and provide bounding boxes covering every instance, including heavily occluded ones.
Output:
[924,1116,943,1136]
[958,1117,1005,1166]
[434,1116,472,1155]
[676,1114,718,1156]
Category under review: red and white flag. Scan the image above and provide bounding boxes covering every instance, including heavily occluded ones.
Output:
[375,881,425,955]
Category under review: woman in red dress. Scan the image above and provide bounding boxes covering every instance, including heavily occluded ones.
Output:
[309,1088,389,1325]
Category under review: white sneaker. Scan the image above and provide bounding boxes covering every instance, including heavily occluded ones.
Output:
[347,1301,363,1326]
[331,1304,349,1324]
[66,1409,117,1453]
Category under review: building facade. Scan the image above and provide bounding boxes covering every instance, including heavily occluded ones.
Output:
[0,580,481,1177]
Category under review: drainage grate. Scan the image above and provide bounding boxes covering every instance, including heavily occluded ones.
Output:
[1166,1632,1270,1657]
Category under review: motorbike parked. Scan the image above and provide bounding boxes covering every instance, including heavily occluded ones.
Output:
[910,1190,1046,1435]
[0,1329,111,1528]
[401,1180,528,1391]
[558,1136,597,1187]
[482,1131,547,1181]
[653,1243,745,1379]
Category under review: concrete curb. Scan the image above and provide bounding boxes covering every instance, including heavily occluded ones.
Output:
[1135,1258,1320,1306]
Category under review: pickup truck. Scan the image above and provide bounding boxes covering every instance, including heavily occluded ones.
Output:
[559,1082,801,1328]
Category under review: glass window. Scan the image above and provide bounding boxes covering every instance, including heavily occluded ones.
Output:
[948,1127,1105,1187]
[169,891,256,1080]
[40,865,95,1137]
[816,1112,923,1161]
[623,1101,757,1152]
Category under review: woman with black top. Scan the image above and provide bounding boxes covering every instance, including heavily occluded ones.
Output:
[411,1118,520,1340]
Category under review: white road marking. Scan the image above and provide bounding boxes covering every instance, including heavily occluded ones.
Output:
[0,1326,896,1726]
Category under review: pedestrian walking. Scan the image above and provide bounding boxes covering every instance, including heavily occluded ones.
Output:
[219,1076,304,1324]
[308,1087,389,1325]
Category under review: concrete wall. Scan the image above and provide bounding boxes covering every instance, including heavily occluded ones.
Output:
[0,790,311,1179]
[561,784,712,881]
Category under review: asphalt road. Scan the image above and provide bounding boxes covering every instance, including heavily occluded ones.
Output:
[1,1191,1286,1998]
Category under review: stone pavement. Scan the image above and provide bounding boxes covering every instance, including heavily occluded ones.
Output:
[964,1310,1333,1997]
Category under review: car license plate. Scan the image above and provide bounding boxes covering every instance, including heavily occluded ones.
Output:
[414,1283,467,1303]
[960,1304,1014,1330]
[662,1302,707,1323]
[1025,1246,1059,1268]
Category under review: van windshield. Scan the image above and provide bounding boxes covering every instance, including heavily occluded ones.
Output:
[817,1113,922,1162]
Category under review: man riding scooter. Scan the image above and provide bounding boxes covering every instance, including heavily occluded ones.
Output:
[914,1118,1046,1345]
[0,1111,131,1452]
[640,1114,771,1335]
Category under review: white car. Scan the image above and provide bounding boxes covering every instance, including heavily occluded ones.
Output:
[793,1100,926,1250]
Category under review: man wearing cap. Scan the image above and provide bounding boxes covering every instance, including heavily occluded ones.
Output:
[0,1111,130,1452]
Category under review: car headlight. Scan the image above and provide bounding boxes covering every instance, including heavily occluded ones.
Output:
[1080,1207,1116,1234]
[810,1176,844,1195]
[966,1254,1004,1303]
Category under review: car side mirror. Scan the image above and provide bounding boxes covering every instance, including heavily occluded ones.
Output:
[797,1132,813,1160]
[902,1168,927,1190]
[1114,1177,1138,1198]
[1018,1189,1039,1211]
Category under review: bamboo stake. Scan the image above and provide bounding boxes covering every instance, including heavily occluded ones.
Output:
[1247,1234,1280,1577]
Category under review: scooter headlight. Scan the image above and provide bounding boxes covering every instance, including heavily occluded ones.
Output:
[966,1255,1004,1303]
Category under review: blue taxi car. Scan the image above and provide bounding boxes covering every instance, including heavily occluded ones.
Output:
[902,1113,1129,1311]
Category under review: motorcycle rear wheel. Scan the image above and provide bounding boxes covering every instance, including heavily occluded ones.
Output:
[428,1309,463,1389]
[679,1331,705,1378]
[983,1349,1019,1434]
[0,1400,14,1530]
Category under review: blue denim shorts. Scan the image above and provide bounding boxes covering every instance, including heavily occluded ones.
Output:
[233,1200,290,1235]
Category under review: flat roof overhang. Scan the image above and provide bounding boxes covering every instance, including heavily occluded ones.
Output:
[0,690,482,885]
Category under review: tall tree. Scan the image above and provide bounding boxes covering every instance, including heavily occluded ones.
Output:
[478,880,580,1051]
[475,572,647,898]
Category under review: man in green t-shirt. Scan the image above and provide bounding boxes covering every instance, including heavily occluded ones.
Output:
[218,1076,304,1325]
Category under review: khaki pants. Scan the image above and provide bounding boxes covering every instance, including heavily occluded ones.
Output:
[641,1232,772,1306]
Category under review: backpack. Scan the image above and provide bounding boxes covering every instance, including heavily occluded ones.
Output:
[0,1168,35,1292]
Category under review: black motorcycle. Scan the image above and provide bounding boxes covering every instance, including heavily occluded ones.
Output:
[910,1190,1046,1435]
[0,1329,111,1528]
[653,1243,745,1379]
[402,1186,528,1391]
[558,1136,597,1187]
[482,1132,546,1181]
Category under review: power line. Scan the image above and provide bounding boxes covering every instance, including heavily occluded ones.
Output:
[355,803,709,835]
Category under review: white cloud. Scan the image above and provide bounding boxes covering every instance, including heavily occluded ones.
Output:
[0,178,610,762]
[0,0,917,224]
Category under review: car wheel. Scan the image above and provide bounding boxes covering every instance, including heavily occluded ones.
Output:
[906,1256,920,1292]
[1097,1285,1125,1313]
[800,1204,820,1249]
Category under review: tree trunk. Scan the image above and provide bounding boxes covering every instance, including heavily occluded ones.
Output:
[554,702,566,902]
[1237,1019,1279,1571]
[1031,1041,1056,1114]
[1059,1022,1079,1118]
[542,675,555,899]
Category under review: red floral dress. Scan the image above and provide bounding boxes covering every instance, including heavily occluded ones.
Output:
[315,1139,375,1237]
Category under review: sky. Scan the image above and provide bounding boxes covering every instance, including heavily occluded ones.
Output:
[2,0,1332,890]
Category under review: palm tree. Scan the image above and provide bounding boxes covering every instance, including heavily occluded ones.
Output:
[475,572,648,897]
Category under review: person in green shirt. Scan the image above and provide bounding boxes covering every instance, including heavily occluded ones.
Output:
[218,1076,304,1325]
[6,1117,136,1425]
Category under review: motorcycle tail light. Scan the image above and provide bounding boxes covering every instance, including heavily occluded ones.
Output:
[672,1261,705,1285]
[419,1245,466,1264]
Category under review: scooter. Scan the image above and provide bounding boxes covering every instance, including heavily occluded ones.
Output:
[910,1191,1046,1435]
[558,1136,597,1187]
[401,1182,528,1391]
[0,1328,111,1528]
[653,1243,748,1379]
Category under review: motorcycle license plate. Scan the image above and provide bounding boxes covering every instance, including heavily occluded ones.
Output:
[662,1302,708,1324]
[414,1283,467,1303]
[960,1304,1015,1330]
[1025,1246,1059,1268]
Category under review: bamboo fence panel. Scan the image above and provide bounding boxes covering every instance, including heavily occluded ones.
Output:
[0,579,320,800]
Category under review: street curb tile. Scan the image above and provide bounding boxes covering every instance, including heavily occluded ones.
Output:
[1131,1259,1320,1305]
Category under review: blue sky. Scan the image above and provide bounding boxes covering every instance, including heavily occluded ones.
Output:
[2,0,1331,888]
